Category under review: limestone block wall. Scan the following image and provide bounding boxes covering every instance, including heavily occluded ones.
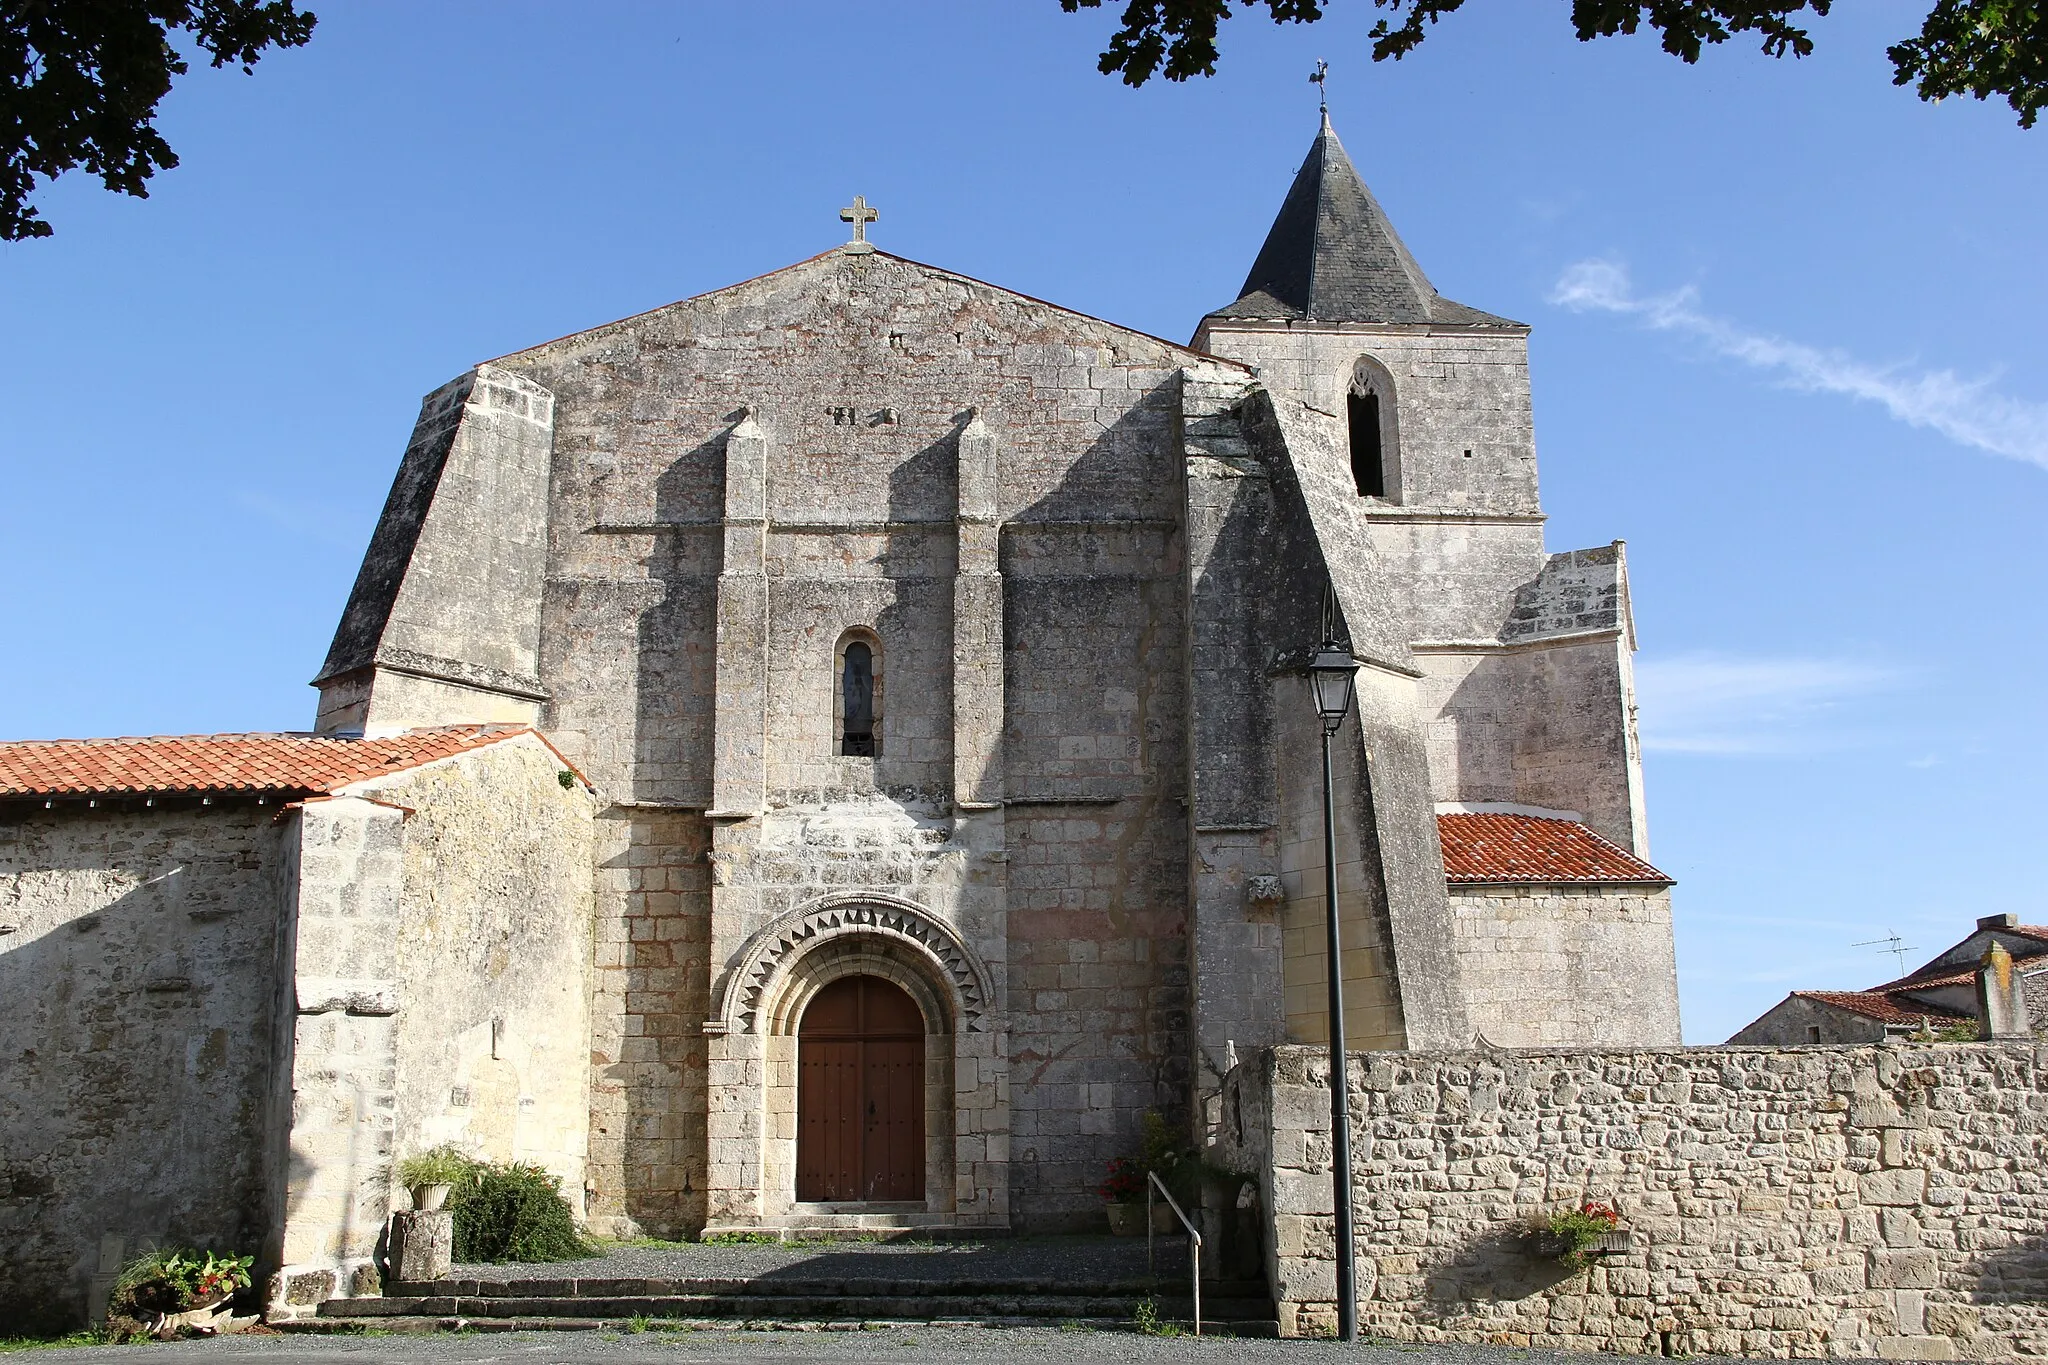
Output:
[1273,675,1407,1054]
[1196,327,1540,517]
[315,364,556,736]
[585,807,711,1239]
[271,796,405,1313]
[1447,886,1681,1047]
[1415,634,1644,856]
[482,252,1220,1232]
[272,736,595,1314]
[0,804,289,1332]
[355,737,596,1202]
[1226,1042,2048,1357]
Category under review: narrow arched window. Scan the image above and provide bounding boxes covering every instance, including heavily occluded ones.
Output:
[1347,356,1399,500]
[1347,391,1384,496]
[836,630,882,757]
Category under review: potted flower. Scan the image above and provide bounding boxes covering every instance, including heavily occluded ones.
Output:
[1531,1200,1630,1267]
[106,1249,255,1340]
[397,1144,471,1211]
[1099,1156,1145,1235]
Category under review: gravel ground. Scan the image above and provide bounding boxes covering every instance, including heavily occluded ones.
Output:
[448,1236,1182,1286]
[7,1326,1798,1365]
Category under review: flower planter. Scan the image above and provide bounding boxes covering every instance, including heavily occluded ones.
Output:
[410,1182,453,1211]
[1531,1228,1633,1261]
[1106,1203,1141,1236]
[152,1297,245,1339]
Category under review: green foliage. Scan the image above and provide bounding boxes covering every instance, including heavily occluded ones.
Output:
[1131,1296,1183,1336]
[104,1247,254,1340]
[448,1161,592,1263]
[1539,1201,1621,1268]
[1891,0,2047,128]
[397,1144,471,1190]
[699,1231,783,1245]
[1058,0,2044,128]
[0,1330,110,1353]
[1931,1017,1984,1042]
[2,1,318,241]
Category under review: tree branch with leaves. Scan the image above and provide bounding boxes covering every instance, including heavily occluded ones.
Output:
[1059,0,2045,128]
[1,1,317,241]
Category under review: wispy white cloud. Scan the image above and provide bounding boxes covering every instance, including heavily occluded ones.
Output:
[1551,259,2048,470]
[1634,652,1901,755]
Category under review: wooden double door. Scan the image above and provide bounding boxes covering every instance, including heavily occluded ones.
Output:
[795,975,925,1203]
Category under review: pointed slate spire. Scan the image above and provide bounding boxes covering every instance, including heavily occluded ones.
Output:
[1209,114,1518,328]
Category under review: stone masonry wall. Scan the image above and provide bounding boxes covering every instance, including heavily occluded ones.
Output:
[492,251,1215,1229]
[585,807,712,1239]
[358,737,596,1203]
[1447,886,1681,1048]
[1226,1042,2048,1357]
[0,804,288,1332]
[272,735,594,1314]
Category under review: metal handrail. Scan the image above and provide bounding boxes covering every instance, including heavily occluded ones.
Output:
[1145,1169,1202,1336]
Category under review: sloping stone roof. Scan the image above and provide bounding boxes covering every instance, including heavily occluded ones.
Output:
[1436,812,1670,885]
[0,726,530,798]
[1207,113,1522,329]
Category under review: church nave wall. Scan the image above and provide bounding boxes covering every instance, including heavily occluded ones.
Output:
[584,806,712,1239]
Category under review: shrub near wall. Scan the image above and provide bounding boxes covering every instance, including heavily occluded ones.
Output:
[1226,1042,2048,1358]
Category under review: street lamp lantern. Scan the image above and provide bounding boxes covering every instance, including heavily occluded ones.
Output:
[1307,635,1360,1342]
[1307,643,1357,732]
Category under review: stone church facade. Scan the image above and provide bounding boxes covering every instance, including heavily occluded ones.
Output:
[0,117,1677,1326]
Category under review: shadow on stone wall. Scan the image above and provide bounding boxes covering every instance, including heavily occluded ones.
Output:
[0,826,283,1333]
[999,374,1193,1228]
[1410,1226,1585,1308]
[1969,1229,2048,1310]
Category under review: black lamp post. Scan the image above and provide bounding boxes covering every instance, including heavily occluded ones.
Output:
[1307,639,1359,1343]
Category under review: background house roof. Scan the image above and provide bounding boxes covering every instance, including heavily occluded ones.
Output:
[1792,990,1969,1027]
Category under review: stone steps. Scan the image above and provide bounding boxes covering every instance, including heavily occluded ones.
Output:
[285,1314,1278,1337]
[311,1277,1277,1335]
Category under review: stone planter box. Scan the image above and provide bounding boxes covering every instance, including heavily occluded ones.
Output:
[1531,1228,1632,1261]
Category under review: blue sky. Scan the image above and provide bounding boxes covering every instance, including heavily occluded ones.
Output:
[2,3,2042,1043]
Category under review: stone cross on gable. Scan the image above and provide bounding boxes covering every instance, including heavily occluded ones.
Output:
[839,196,878,254]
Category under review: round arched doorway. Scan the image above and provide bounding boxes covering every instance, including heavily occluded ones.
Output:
[795,975,926,1202]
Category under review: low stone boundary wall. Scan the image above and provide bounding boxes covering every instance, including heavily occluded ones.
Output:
[1219,1042,2048,1357]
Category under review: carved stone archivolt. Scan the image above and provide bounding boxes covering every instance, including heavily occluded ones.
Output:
[716,893,991,1036]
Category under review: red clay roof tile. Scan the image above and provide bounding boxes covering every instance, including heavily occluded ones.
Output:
[1794,990,1970,1026]
[0,726,528,798]
[1436,812,1671,885]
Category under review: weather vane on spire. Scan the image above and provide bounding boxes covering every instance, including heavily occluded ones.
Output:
[1310,59,1328,115]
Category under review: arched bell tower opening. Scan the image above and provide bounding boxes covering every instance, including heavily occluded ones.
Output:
[1347,355,1400,501]
[796,975,926,1202]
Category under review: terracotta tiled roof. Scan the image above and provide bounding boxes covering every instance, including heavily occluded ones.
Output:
[1436,813,1671,885]
[1794,991,1969,1026]
[1874,967,1978,993]
[0,726,530,798]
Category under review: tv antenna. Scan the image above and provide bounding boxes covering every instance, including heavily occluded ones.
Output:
[1853,932,1918,977]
